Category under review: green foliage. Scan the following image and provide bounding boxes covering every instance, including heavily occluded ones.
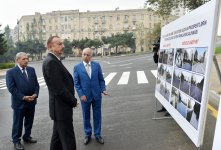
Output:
[15,39,46,60]
[151,22,161,42]
[63,39,73,56]
[102,32,135,53]
[0,63,15,69]
[71,38,103,51]
[215,46,221,54]
[145,0,210,17]
[0,29,7,55]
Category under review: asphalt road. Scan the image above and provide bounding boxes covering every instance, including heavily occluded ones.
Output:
[0,53,217,150]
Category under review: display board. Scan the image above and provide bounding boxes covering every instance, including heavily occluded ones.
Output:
[155,0,219,147]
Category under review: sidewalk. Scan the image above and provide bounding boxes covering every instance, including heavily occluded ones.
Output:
[0,69,7,76]
[210,54,221,94]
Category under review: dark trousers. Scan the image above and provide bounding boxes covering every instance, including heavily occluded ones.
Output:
[50,120,76,150]
[12,104,35,143]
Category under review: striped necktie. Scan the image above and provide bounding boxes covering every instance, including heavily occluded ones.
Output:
[22,68,28,80]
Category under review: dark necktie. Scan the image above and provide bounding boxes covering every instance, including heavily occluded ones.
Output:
[22,68,28,80]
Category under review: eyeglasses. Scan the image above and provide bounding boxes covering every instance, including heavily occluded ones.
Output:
[83,54,91,57]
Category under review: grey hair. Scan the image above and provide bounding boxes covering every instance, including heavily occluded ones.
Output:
[16,52,27,60]
[82,48,92,54]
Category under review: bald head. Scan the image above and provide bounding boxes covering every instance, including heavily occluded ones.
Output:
[82,48,93,63]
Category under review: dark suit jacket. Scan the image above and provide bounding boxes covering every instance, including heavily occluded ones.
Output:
[6,65,39,109]
[42,53,77,121]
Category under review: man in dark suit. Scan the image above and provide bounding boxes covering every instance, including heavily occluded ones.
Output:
[42,36,78,150]
[6,52,39,150]
[74,48,108,145]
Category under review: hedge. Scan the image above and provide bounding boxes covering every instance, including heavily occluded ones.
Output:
[0,63,15,69]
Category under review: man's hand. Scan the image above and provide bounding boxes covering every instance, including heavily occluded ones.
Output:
[80,95,87,102]
[102,91,108,96]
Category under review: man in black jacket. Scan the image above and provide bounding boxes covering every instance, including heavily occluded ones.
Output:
[42,36,78,150]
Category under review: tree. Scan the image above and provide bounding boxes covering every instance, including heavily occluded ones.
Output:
[63,39,73,56]
[145,0,210,17]
[151,22,161,42]
[102,33,135,54]
[0,27,7,55]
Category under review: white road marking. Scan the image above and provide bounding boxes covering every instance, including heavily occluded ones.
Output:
[118,72,130,85]
[104,72,117,85]
[137,71,148,84]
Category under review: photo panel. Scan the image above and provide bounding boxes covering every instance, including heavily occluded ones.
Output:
[175,48,184,68]
[157,63,164,79]
[192,47,207,74]
[172,68,182,89]
[170,87,180,109]
[155,77,162,93]
[159,80,166,96]
[164,82,172,101]
[162,64,167,80]
[188,100,201,130]
[180,71,192,95]
[159,49,165,63]
[165,66,173,84]
[182,48,193,71]
[190,73,204,103]
[167,48,174,66]
[162,49,168,64]
[176,91,189,118]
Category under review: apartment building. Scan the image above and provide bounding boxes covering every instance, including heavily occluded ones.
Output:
[15,9,176,52]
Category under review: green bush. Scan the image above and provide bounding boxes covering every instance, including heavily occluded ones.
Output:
[215,46,221,54]
[0,63,15,69]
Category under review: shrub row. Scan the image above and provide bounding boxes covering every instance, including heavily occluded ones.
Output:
[0,63,15,69]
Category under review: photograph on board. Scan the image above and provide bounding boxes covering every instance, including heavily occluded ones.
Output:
[159,49,165,63]
[166,48,175,66]
[176,91,189,118]
[170,87,179,109]
[182,48,193,71]
[175,48,183,68]
[192,47,207,74]
[190,73,204,103]
[165,66,173,84]
[164,82,172,101]
[180,71,192,95]
[157,63,164,79]
[186,99,201,130]
[172,68,182,89]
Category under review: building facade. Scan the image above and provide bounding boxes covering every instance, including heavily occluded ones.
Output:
[15,9,176,52]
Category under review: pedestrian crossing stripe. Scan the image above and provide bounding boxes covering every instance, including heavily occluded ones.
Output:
[0,71,154,90]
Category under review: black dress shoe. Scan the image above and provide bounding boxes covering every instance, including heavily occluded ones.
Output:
[14,142,24,150]
[96,136,104,144]
[157,107,166,112]
[84,136,91,145]
[23,137,37,143]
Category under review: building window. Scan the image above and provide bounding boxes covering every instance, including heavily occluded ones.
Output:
[117,15,120,21]
[65,16,68,22]
[109,16,112,21]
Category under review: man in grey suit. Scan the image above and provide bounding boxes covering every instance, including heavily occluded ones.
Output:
[6,52,39,150]
[42,36,78,150]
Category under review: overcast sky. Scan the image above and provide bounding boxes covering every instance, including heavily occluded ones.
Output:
[0,0,220,35]
[0,0,146,28]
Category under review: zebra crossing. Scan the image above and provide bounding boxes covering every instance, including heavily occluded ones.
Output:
[0,71,152,91]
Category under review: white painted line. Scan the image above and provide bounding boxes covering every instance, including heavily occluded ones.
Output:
[104,72,117,85]
[39,82,46,86]
[151,70,157,78]
[118,72,130,85]
[137,71,148,84]
[0,84,6,88]
[38,77,44,80]
[0,87,7,90]
[38,79,45,82]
